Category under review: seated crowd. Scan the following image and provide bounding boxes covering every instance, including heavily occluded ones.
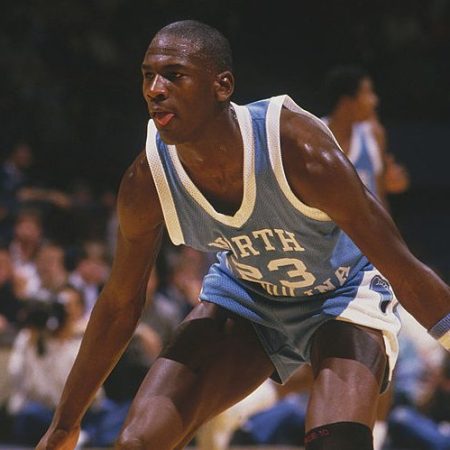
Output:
[0,143,448,449]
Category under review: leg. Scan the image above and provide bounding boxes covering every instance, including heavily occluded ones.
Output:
[115,301,274,449]
[373,383,393,450]
[195,379,277,450]
[305,320,388,450]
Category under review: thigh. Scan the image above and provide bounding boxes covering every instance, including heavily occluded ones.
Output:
[306,320,387,431]
[118,301,274,449]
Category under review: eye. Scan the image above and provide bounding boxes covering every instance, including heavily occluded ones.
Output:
[143,72,155,81]
[166,72,184,81]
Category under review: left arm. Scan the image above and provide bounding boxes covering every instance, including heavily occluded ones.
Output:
[280,108,449,331]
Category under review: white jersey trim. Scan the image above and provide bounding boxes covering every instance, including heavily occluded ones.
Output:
[145,120,185,245]
[166,103,256,228]
[334,267,401,382]
[266,95,333,222]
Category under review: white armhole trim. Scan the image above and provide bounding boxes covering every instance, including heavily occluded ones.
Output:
[266,95,333,222]
[166,103,256,228]
[145,119,185,245]
[438,330,450,351]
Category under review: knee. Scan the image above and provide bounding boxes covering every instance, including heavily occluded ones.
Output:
[114,436,146,450]
[115,427,174,450]
[115,436,176,450]
[116,433,168,450]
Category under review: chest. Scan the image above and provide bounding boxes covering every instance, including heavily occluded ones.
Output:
[183,163,244,216]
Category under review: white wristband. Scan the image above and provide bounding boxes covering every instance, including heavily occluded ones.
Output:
[428,313,450,351]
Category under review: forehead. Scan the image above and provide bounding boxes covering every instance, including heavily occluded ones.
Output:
[144,34,205,67]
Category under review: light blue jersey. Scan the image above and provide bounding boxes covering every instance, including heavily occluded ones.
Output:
[146,95,400,383]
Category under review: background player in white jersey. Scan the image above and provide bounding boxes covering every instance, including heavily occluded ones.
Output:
[37,20,450,450]
[322,65,409,205]
[322,65,411,449]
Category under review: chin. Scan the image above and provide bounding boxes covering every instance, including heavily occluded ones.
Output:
[157,130,185,146]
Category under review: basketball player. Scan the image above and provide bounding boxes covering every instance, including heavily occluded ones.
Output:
[322,65,409,205]
[37,20,450,450]
[322,65,407,450]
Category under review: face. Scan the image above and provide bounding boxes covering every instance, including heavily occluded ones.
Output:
[59,289,84,322]
[78,258,108,284]
[14,215,42,243]
[352,77,378,121]
[36,246,65,282]
[141,33,227,145]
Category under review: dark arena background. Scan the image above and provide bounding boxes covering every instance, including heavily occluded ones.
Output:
[0,1,449,449]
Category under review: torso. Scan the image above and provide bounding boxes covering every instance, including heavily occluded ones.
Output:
[145,95,369,299]
[176,154,244,216]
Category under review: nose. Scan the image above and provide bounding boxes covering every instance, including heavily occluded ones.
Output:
[145,74,168,102]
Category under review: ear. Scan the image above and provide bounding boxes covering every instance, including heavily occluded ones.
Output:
[214,71,234,102]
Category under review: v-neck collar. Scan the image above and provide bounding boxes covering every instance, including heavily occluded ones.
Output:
[166,102,256,228]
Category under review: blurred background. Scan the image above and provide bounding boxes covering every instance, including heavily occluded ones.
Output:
[0,1,450,448]
[1,0,450,275]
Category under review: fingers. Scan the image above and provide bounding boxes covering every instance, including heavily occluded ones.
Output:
[36,428,79,450]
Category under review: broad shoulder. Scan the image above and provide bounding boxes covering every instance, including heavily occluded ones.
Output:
[277,106,373,219]
[279,107,352,199]
[117,151,164,239]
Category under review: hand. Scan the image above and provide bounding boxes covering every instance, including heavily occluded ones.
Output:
[35,426,80,450]
[384,154,410,194]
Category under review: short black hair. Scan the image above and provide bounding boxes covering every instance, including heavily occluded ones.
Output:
[324,65,369,112]
[155,20,233,72]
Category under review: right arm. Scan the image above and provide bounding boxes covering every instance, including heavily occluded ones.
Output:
[37,152,165,449]
[281,108,449,331]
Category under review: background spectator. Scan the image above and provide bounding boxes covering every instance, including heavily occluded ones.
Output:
[30,243,69,301]
[67,241,110,319]
[0,3,449,448]
[0,247,20,344]
[6,290,90,445]
[9,209,44,299]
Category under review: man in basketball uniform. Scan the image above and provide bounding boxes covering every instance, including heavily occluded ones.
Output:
[322,65,409,205]
[37,20,450,450]
[322,65,406,450]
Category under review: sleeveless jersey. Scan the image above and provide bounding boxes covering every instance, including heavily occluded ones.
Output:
[322,118,383,196]
[146,95,371,300]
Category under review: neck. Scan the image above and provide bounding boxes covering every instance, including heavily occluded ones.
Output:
[175,103,242,168]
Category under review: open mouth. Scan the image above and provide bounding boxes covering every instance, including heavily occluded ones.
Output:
[153,112,175,127]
